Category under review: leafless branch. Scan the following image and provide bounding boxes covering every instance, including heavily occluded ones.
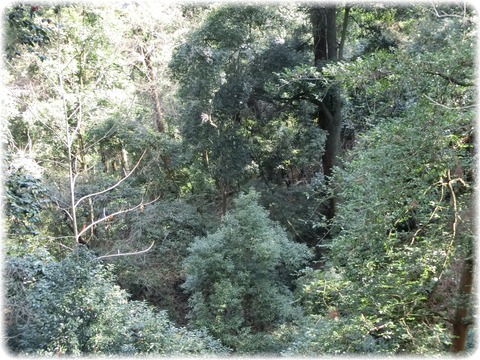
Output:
[77,195,160,239]
[96,241,155,260]
[74,149,147,208]
[58,242,74,251]
[425,70,474,87]
[423,94,475,110]
[83,124,117,152]
[429,2,468,19]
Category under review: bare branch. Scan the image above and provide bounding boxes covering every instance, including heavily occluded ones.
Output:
[58,242,75,251]
[77,196,160,239]
[74,149,147,208]
[429,2,468,19]
[425,70,474,87]
[70,101,83,141]
[423,94,475,110]
[96,241,155,260]
[83,124,117,152]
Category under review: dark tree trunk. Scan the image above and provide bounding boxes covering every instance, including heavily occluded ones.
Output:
[311,7,327,62]
[338,6,351,61]
[451,254,474,352]
[326,7,337,60]
[311,5,342,220]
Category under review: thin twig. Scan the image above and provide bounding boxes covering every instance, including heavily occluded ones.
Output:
[438,170,461,281]
[96,241,155,260]
[423,94,475,110]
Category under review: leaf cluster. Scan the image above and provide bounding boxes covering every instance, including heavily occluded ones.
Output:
[183,189,312,351]
[5,247,229,355]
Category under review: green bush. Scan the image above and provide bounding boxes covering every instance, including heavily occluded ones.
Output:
[5,247,229,355]
[182,189,312,353]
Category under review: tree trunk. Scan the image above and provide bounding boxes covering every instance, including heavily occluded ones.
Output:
[120,145,129,177]
[142,46,166,133]
[451,254,474,352]
[326,7,337,60]
[338,6,351,61]
[221,180,227,216]
[311,5,342,220]
[311,7,327,62]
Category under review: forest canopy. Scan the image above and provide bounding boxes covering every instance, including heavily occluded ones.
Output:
[2,0,476,356]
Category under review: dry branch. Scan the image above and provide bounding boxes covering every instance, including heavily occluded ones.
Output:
[96,241,155,260]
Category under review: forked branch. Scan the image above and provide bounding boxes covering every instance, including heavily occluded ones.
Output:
[74,149,147,208]
[77,195,160,240]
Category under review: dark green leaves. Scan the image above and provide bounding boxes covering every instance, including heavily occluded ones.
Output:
[5,247,229,355]
[183,189,311,352]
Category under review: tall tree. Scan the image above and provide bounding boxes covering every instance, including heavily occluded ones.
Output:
[171,4,310,214]
[310,5,344,219]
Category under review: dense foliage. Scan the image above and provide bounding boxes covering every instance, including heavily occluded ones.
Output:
[3,1,476,356]
[183,190,311,352]
[5,247,229,355]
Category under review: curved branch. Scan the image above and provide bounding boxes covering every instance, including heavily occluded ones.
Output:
[77,196,160,240]
[74,149,147,208]
[425,70,474,87]
[96,241,155,260]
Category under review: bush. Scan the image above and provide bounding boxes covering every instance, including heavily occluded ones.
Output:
[182,189,312,352]
[5,247,229,356]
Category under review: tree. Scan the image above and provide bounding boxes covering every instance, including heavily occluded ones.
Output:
[182,189,311,352]
[5,4,160,251]
[309,5,346,219]
[5,247,229,355]
[171,4,317,214]
[290,3,475,355]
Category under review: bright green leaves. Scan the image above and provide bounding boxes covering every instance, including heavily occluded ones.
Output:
[183,189,311,352]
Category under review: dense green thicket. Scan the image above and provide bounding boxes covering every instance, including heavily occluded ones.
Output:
[183,190,311,352]
[292,101,474,354]
[3,1,475,356]
[286,4,476,354]
[5,247,229,355]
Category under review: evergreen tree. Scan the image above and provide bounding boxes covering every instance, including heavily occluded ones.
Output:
[182,189,311,352]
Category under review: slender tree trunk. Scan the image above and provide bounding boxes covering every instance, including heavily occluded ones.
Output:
[338,6,351,61]
[326,7,337,60]
[451,254,474,352]
[120,145,129,177]
[311,5,342,220]
[142,46,166,133]
[221,180,227,216]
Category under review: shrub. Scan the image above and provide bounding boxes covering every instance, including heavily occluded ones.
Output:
[5,247,229,355]
[182,189,312,352]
